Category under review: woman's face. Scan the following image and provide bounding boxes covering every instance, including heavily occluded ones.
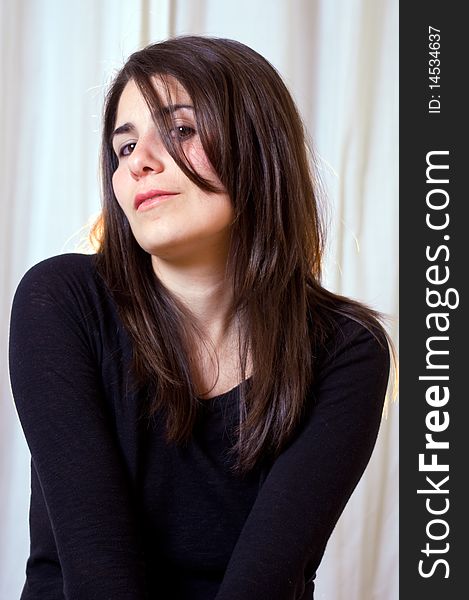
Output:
[111,78,233,267]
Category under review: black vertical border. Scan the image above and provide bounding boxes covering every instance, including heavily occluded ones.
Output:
[400,3,467,598]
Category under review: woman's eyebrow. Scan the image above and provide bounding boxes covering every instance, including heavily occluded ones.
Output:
[111,105,194,142]
[162,103,194,114]
[112,123,136,141]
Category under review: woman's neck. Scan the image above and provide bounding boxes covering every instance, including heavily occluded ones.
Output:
[151,252,252,398]
[151,253,234,342]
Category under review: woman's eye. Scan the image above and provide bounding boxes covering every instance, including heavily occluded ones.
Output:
[118,142,136,158]
[171,125,195,140]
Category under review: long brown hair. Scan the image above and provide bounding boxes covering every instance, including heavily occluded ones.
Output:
[93,36,391,472]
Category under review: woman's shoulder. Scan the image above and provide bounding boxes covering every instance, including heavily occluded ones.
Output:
[306,304,392,424]
[314,304,391,378]
[12,253,112,322]
[327,309,388,345]
[15,252,98,291]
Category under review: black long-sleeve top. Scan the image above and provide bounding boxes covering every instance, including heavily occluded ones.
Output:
[9,253,390,600]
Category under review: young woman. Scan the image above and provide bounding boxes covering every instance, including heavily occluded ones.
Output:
[10,36,391,600]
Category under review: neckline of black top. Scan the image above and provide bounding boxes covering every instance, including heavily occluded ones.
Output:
[197,377,252,404]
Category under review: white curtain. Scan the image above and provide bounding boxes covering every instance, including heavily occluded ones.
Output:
[0,0,398,598]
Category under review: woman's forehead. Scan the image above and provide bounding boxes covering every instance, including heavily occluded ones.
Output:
[113,77,195,134]
[129,75,191,105]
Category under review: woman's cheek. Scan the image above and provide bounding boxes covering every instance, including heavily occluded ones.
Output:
[187,144,214,177]
[111,170,125,207]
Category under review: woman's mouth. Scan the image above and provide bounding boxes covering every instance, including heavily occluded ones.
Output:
[134,189,179,211]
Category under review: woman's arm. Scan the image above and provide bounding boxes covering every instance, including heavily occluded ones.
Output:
[20,462,64,599]
[9,259,148,600]
[215,318,391,600]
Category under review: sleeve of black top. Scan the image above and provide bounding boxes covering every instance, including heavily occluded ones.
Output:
[9,261,148,600]
[20,461,64,600]
[215,319,391,600]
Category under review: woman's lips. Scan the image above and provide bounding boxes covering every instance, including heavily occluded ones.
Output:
[134,189,179,211]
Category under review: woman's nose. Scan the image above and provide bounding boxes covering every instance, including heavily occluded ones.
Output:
[127,134,166,178]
